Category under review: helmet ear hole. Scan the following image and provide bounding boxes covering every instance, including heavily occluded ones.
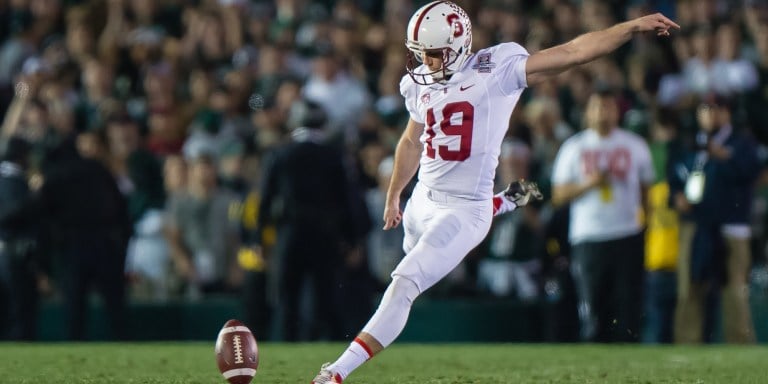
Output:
[414,52,424,63]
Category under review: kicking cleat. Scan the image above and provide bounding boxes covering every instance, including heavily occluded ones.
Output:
[311,363,343,384]
[503,179,543,206]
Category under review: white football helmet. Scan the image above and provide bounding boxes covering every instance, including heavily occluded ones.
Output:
[405,1,473,85]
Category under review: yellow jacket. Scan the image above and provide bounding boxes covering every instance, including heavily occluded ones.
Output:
[645,182,679,271]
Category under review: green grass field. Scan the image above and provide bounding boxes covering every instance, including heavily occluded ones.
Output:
[1,343,766,383]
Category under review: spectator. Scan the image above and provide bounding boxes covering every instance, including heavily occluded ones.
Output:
[39,79,77,140]
[237,169,272,341]
[217,69,256,141]
[104,115,141,191]
[183,109,223,163]
[184,79,253,162]
[551,89,655,342]
[480,140,543,301]
[183,68,215,122]
[180,6,243,73]
[642,109,680,344]
[0,137,47,340]
[744,21,768,141]
[163,154,187,196]
[1,80,32,141]
[525,96,573,198]
[146,110,184,157]
[683,24,726,97]
[139,62,179,118]
[124,148,169,301]
[253,44,293,106]
[165,151,241,298]
[302,46,371,144]
[365,156,404,287]
[715,21,758,94]
[63,5,97,66]
[74,130,106,162]
[76,58,116,132]
[217,139,251,198]
[561,68,594,130]
[671,94,761,344]
[0,5,37,86]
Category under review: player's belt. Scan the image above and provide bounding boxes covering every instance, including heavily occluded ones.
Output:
[424,186,484,205]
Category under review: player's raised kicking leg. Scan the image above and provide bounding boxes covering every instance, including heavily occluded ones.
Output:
[492,179,543,216]
[311,180,542,384]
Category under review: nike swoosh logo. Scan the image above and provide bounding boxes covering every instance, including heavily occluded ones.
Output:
[460,84,475,91]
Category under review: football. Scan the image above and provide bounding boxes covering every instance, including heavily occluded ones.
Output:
[215,319,259,384]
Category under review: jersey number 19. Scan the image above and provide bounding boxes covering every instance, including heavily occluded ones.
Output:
[425,101,474,162]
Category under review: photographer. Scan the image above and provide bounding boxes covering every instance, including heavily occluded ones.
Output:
[671,94,761,343]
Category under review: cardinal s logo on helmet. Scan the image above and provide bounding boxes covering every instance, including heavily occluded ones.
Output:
[405,1,473,85]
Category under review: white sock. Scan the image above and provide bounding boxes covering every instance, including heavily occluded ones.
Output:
[329,275,420,380]
[492,193,517,216]
[328,337,371,380]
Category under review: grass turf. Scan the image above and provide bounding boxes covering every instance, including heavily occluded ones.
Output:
[0,343,766,383]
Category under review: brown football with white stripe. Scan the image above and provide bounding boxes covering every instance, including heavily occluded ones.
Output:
[215,319,259,384]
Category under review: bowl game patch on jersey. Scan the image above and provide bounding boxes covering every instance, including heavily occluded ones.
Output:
[472,52,496,73]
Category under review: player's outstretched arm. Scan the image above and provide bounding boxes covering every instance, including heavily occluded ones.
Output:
[525,13,679,85]
[383,118,424,230]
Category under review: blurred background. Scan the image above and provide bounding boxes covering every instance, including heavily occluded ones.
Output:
[0,0,767,344]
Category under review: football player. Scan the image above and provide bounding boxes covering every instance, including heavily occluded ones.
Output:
[312,2,678,382]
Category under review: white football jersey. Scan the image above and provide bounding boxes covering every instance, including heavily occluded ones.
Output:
[552,128,655,244]
[400,42,529,200]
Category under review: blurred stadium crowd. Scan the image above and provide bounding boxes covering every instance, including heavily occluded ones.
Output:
[0,0,767,343]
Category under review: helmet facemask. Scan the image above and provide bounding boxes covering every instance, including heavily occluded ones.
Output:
[405,46,461,85]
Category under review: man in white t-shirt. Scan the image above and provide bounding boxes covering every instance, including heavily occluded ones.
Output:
[551,89,655,342]
[311,2,677,382]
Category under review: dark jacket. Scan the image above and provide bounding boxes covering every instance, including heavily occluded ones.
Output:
[38,145,131,251]
[256,135,370,254]
[668,127,761,282]
[0,161,37,241]
[669,127,761,225]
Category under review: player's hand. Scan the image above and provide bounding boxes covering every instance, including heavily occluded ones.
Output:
[632,13,680,36]
[383,197,402,230]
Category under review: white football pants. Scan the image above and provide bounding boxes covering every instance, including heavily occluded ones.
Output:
[362,182,493,346]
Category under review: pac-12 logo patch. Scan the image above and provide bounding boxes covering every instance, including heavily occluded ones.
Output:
[472,53,496,73]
